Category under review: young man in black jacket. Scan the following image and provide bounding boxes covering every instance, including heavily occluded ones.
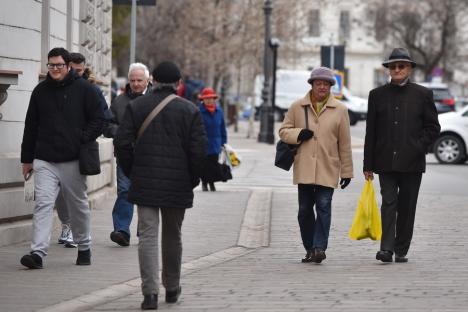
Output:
[115,61,207,310]
[20,47,104,269]
[364,48,440,263]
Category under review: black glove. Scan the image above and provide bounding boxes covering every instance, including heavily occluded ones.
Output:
[340,178,351,189]
[297,129,314,142]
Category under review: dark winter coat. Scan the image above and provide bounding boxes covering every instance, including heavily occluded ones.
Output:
[363,81,440,173]
[21,70,104,163]
[114,89,207,209]
[199,103,227,155]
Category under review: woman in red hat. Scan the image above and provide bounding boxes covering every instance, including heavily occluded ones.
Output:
[198,88,228,191]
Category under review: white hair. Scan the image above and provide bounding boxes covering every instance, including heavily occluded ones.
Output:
[128,62,150,79]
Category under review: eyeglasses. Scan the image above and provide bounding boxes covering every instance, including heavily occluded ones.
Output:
[388,63,409,70]
[47,63,66,70]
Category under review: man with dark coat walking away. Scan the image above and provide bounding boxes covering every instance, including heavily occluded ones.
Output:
[364,48,440,263]
[115,61,207,310]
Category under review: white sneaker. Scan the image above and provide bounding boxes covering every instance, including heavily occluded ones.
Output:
[58,224,77,247]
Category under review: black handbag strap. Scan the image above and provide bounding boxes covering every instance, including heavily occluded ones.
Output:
[304,106,309,129]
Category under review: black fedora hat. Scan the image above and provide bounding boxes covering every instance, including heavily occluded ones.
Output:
[382,48,416,68]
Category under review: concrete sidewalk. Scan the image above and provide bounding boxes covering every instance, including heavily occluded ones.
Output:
[1,121,468,312]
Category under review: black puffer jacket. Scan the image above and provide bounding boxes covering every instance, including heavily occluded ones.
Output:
[115,89,207,209]
[21,70,104,163]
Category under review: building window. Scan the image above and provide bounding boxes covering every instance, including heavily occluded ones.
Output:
[308,9,320,37]
[339,11,350,40]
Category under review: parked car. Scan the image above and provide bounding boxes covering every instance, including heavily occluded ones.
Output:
[417,82,456,114]
[431,105,468,164]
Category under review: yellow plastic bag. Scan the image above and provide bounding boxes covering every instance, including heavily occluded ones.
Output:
[349,180,382,240]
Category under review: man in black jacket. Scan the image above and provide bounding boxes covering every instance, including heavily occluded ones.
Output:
[115,61,207,310]
[108,62,151,247]
[364,48,440,263]
[20,47,104,269]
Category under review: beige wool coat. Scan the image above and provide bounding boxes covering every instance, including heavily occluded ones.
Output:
[279,91,354,188]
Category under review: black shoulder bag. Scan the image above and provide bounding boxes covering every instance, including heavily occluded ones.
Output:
[274,106,309,171]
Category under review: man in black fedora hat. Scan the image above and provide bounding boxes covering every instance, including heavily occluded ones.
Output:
[363,48,440,263]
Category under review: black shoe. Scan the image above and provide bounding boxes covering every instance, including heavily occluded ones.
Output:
[209,183,216,192]
[376,250,393,263]
[165,286,181,303]
[20,253,43,269]
[141,294,158,310]
[314,248,326,264]
[110,231,130,247]
[202,183,208,192]
[301,249,314,263]
[76,249,91,265]
[395,254,408,263]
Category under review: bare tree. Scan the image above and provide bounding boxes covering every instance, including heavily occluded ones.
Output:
[367,0,468,81]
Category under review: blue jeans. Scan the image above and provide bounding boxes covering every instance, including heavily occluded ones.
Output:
[112,166,134,237]
[297,184,334,251]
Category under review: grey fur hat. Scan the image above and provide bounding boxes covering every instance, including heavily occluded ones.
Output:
[307,67,336,86]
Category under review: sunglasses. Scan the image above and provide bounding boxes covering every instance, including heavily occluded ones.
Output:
[388,63,409,70]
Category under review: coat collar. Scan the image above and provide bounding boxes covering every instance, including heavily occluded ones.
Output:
[299,90,338,108]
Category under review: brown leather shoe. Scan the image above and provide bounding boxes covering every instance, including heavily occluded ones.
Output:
[314,248,326,264]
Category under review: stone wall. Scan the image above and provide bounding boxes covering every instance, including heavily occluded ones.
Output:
[0,0,114,247]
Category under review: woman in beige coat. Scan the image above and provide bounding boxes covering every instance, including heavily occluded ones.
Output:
[279,67,353,264]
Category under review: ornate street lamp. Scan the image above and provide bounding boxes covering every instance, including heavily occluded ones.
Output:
[258,0,275,144]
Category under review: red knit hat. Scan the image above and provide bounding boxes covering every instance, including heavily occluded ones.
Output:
[198,88,218,100]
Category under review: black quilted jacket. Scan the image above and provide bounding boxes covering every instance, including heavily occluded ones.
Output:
[115,89,207,209]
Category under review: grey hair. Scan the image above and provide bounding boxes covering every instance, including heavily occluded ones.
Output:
[128,62,150,79]
[153,81,179,91]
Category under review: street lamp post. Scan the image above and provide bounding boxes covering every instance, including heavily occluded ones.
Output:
[270,37,280,120]
[258,0,275,144]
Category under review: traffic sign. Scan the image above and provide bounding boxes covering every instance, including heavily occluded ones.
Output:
[332,71,345,99]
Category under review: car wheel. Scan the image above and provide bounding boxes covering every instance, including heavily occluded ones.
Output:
[348,111,358,126]
[433,135,466,164]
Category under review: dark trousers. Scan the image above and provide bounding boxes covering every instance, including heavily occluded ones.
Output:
[297,184,334,251]
[379,172,422,256]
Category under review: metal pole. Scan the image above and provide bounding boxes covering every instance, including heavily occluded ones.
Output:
[130,0,137,64]
[258,0,274,144]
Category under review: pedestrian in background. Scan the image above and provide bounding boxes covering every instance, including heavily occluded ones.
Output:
[115,61,207,310]
[364,48,440,263]
[198,87,227,192]
[279,67,353,264]
[20,47,104,269]
[108,62,151,247]
[55,52,113,248]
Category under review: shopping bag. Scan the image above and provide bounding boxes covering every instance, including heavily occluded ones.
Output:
[348,180,382,240]
[24,171,35,202]
[223,144,241,168]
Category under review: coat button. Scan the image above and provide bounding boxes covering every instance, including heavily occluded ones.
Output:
[394,121,398,125]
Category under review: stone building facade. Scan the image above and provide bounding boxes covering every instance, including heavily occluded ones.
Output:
[0,0,114,246]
